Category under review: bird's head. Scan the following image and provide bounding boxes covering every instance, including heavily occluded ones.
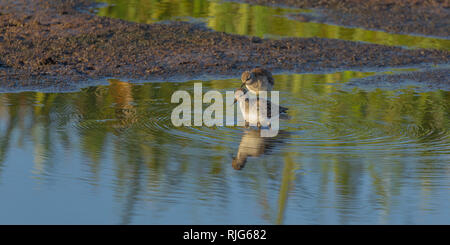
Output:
[241,70,255,85]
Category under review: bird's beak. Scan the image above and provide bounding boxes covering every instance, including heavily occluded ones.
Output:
[233,98,237,104]
[240,83,245,89]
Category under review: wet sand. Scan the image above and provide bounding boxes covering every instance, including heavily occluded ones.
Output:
[344,67,450,91]
[0,0,449,90]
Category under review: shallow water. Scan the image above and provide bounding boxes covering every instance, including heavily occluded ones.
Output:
[96,0,450,50]
[0,71,449,224]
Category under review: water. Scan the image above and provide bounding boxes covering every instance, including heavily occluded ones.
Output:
[96,0,450,50]
[0,71,449,224]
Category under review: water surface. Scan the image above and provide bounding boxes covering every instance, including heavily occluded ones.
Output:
[0,71,449,224]
[96,0,450,50]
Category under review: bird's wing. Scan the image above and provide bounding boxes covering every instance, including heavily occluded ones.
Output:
[261,99,288,118]
[279,105,288,113]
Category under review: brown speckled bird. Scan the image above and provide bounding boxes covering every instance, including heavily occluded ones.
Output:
[240,68,274,95]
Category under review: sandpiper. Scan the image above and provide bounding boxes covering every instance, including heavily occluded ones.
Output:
[240,68,274,95]
[234,87,288,128]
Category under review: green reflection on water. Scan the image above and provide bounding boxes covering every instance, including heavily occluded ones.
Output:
[0,70,449,224]
[96,0,450,50]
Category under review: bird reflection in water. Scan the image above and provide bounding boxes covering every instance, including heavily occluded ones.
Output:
[232,129,288,170]
[109,80,138,131]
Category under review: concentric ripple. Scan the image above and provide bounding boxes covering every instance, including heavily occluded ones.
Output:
[0,70,449,224]
[1,72,449,161]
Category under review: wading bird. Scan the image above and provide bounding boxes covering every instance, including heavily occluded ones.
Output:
[234,87,288,128]
[240,68,274,95]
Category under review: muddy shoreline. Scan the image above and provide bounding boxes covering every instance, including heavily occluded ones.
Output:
[233,0,450,38]
[344,66,450,91]
[0,0,449,91]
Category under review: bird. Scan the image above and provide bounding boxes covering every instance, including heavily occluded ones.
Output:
[234,87,288,128]
[240,68,274,95]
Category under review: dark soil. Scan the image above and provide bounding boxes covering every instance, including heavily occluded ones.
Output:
[0,0,449,91]
[234,0,450,37]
